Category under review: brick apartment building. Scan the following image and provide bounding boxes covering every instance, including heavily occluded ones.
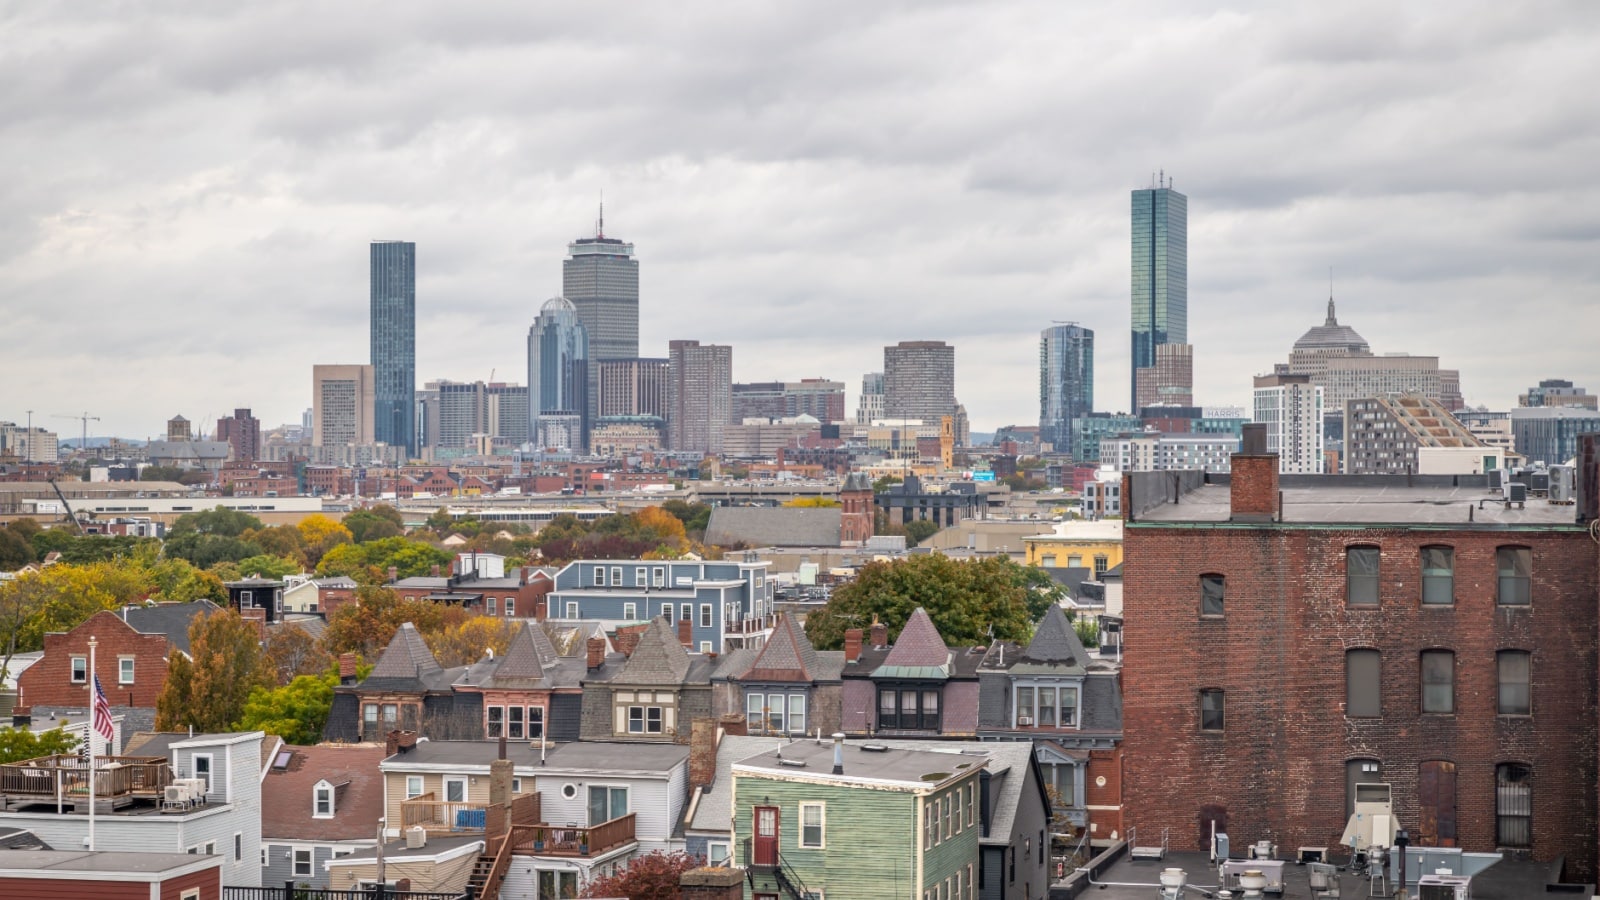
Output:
[1119,427,1600,879]
[16,603,217,710]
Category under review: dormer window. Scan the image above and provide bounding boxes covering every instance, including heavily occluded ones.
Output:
[313,780,334,818]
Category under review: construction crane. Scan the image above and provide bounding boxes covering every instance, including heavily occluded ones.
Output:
[53,412,101,453]
[46,478,85,536]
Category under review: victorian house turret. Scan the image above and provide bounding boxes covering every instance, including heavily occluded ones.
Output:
[839,607,986,738]
[579,617,714,743]
[711,614,845,737]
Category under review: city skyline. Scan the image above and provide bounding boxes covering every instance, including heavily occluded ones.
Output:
[3,2,1597,438]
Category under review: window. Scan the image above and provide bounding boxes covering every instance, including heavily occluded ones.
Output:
[504,597,515,617]
[701,641,713,653]
[967,864,975,899]
[293,848,313,877]
[1421,546,1454,604]
[1346,546,1380,606]
[610,566,622,585]
[1044,762,1074,806]
[800,802,825,848]
[528,707,544,739]
[1498,650,1531,715]
[1421,650,1455,714]
[1199,689,1225,731]
[1497,547,1531,606]
[565,601,579,618]
[181,890,200,900]
[1094,555,1108,577]
[193,754,212,794]
[1345,649,1381,718]
[629,706,645,733]
[234,833,242,862]
[700,604,713,628]
[661,604,673,624]
[1200,574,1225,617]
[512,777,522,793]
[1067,555,1082,568]
[118,656,135,684]
[314,781,333,817]
[954,784,964,831]
[587,785,628,824]
[405,776,423,799]
[788,694,806,735]
[71,656,87,683]
[508,706,525,739]
[624,602,637,620]
[1496,763,1531,847]
[647,706,663,733]
[444,777,466,804]
[942,793,952,839]
[204,841,215,855]
[635,567,647,585]
[594,566,607,586]
[653,567,665,588]
[487,706,504,738]
[487,597,497,616]
[966,783,975,827]
[708,842,730,864]
[261,847,268,866]
[538,870,578,897]
[681,603,692,624]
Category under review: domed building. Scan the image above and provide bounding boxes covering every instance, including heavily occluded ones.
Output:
[1286,297,1372,382]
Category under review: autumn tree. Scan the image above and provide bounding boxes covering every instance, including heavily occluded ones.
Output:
[803,554,1061,650]
[156,609,275,733]
[315,537,451,583]
[660,500,712,535]
[296,514,353,566]
[265,626,333,681]
[234,672,338,745]
[425,617,521,668]
[784,496,841,508]
[580,851,699,899]
[239,525,307,565]
[321,587,470,659]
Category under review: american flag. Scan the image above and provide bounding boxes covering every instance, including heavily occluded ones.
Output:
[92,675,114,742]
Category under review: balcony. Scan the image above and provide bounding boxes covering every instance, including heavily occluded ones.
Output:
[505,813,636,858]
[725,614,777,635]
[402,792,541,836]
[0,755,172,811]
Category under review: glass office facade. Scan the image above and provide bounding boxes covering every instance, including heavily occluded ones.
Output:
[1131,187,1187,409]
[370,241,416,456]
[528,297,590,450]
[1039,324,1095,455]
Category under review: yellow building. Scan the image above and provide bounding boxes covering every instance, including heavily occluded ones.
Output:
[1023,519,1124,577]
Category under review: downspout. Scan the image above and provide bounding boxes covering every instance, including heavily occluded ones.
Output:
[914,792,924,900]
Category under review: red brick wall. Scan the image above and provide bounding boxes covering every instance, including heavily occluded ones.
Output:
[1122,522,1598,877]
[1085,746,1125,845]
[17,610,173,708]
[1228,455,1279,519]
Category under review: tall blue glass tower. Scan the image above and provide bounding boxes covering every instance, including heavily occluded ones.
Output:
[1040,324,1095,455]
[370,240,416,456]
[1131,183,1187,410]
[528,297,590,450]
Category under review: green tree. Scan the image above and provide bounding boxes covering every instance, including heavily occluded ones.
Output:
[343,505,405,543]
[1073,615,1100,648]
[659,500,712,535]
[234,554,301,580]
[314,537,451,583]
[903,519,941,547]
[580,851,698,899]
[169,508,265,538]
[166,533,265,569]
[0,527,34,569]
[156,610,275,733]
[240,525,307,564]
[234,672,338,745]
[0,726,79,764]
[803,555,1058,650]
[872,474,903,493]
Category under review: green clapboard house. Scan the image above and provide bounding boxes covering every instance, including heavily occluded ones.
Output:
[733,738,984,900]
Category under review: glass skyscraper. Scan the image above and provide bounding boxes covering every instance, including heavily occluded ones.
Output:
[527,297,590,450]
[1039,324,1094,455]
[370,240,416,455]
[1131,184,1187,409]
[563,213,639,422]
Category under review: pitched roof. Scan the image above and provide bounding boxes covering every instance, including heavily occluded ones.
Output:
[741,615,821,683]
[616,617,691,685]
[1018,605,1090,670]
[262,743,388,842]
[362,622,449,690]
[119,601,220,656]
[880,608,952,670]
[489,622,560,685]
[703,507,842,548]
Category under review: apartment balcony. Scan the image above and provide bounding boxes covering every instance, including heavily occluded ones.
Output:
[505,813,637,858]
[402,792,541,835]
[725,614,776,635]
[0,755,172,812]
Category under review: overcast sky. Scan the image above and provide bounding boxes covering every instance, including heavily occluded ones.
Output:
[4,1,1598,441]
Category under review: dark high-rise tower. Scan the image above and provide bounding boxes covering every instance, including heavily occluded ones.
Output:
[370,240,416,455]
[1131,180,1187,409]
[1039,324,1094,454]
[563,206,639,421]
[527,297,590,450]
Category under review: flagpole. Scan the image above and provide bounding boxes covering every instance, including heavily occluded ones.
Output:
[87,636,96,852]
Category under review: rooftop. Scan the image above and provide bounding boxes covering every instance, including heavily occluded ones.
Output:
[0,849,222,877]
[733,740,985,789]
[1132,475,1581,527]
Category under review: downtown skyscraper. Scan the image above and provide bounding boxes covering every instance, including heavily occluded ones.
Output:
[1039,324,1094,454]
[527,297,590,450]
[563,208,639,422]
[1131,179,1187,410]
[370,240,416,455]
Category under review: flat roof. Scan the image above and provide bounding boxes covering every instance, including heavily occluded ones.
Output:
[384,740,687,774]
[0,849,221,877]
[733,740,985,788]
[1136,483,1579,527]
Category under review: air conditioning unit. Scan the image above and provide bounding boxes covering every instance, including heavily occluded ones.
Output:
[1017,716,1034,726]
[1417,874,1470,900]
[165,785,191,804]
[177,778,208,800]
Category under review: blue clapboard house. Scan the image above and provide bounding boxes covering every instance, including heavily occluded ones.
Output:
[544,558,777,653]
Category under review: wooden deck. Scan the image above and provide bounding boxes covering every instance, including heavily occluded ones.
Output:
[0,754,171,811]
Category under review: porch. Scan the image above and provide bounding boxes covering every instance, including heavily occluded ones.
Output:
[0,754,171,811]
[504,813,637,858]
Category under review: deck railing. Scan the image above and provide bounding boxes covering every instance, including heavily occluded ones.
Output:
[0,755,170,799]
[400,795,493,833]
[505,812,637,857]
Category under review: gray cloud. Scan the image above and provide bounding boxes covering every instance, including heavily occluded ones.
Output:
[2,0,1598,440]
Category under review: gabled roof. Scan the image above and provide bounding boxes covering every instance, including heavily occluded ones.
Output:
[703,507,842,548]
[262,743,388,843]
[118,600,219,656]
[362,623,455,691]
[876,608,951,678]
[615,617,691,685]
[1014,605,1090,673]
[741,615,821,684]
[488,622,560,685]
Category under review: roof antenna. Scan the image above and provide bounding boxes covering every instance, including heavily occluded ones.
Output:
[1159,168,1164,189]
[597,192,605,239]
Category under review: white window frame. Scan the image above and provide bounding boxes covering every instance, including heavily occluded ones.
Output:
[487,705,504,738]
[680,603,692,625]
[487,596,497,616]
[505,597,515,616]
[661,604,673,624]
[700,604,713,627]
[788,694,806,735]
[181,890,200,900]
[292,847,313,877]
[405,775,424,799]
[192,753,213,796]
[799,801,826,849]
[653,567,665,587]
[313,779,334,818]
[610,566,622,585]
[700,641,713,653]
[623,602,637,620]
[594,566,607,586]
[444,776,468,804]
[118,656,135,684]
[565,601,579,618]
[70,656,87,683]
[635,567,647,585]
[708,841,730,864]
[512,777,522,793]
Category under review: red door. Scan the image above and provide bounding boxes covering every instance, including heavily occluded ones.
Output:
[754,806,780,866]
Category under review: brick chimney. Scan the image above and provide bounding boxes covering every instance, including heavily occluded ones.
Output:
[338,653,359,686]
[239,607,267,641]
[678,618,694,649]
[1230,423,1280,523]
[689,718,719,791]
[869,619,888,649]
[430,564,441,577]
[586,636,607,670]
[718,712,748,737]
[680,866,745,899]
[386,566,399,583]
[615,629,642,658]
[844,628,863,663]
[489,735,513,808]
[385,730,419,757]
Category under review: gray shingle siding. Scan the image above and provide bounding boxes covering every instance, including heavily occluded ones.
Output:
[548,693,583,743]
[977,671,1011,729]
[1081,672,1122,731]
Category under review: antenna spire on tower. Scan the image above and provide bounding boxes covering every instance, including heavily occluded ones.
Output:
[597,192,605,239]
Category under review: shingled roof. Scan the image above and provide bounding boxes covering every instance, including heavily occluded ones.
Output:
[875,607,952,678]
[741,615,820,683]
[362,623,452,691]
[119,600,220,657]
[1014,605,1091,673]
[615,617,691,685]
[488,621,561,686]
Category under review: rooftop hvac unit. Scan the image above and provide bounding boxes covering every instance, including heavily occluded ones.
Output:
[1549,466,1575,503]
[1340,782,1397,850]
[1417,873,1471,900]
[405,826,427,849]
[1527,471,1550,493]
[164,784,191,804]
[1487,468,1505,492]
[176,778,207,797]
[1508,482,1528,504]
